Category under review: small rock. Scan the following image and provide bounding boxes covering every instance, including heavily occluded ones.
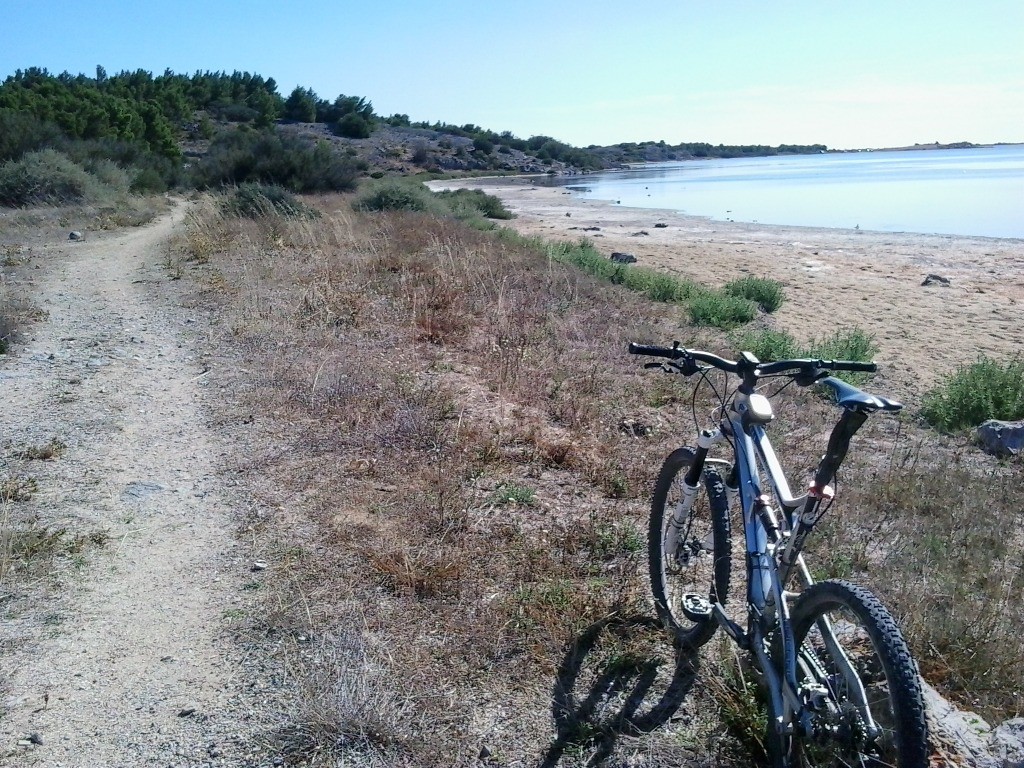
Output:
[564,212,571,217]
[610,252,637,264]
[479,744,493,759]
[991,718,1024,766]
[122,481,167,499]
[619,418,653,437]
[922,273,951,286]
[654,222,668,228]
[177,707,196,717]
[68,231,83,241]
[250,561,268,572]
[28,733,43,745]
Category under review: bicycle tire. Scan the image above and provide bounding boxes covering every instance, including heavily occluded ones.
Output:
[648,447,731,648]
[784,579,928,768]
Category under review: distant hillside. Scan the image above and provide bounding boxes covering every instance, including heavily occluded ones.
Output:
[589,140,829,166]
[0,65,833,205]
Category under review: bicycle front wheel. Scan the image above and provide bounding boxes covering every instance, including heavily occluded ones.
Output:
[648,447,731,648]
[787,580,928,768]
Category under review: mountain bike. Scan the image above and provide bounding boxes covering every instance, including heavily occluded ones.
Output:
[629,341,928,767]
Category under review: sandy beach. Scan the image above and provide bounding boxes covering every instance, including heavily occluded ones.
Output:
[430,177,1024,399]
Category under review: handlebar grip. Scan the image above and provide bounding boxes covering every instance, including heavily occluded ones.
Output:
[832,361,877,373]
[628,342,681,359]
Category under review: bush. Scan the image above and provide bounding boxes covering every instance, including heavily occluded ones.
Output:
[807,327,876,362]
[921,357,1024,431]
[83,158,132,194]
[686,290,757,329]
[547,240,699,303]
[0,149,112,206]
[334,113,372,139]
[731,328,801,361]
[192,129,358,193]
[352,180,439,213]
[472,136,494,154]
[724,275,785,312]
[0,110,62,162]
[433,188,512,220]
[131,168,168,193]
[732,326,875,376]
[223,183,320,219]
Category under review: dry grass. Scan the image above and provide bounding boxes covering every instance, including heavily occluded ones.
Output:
[182,191,1022,765]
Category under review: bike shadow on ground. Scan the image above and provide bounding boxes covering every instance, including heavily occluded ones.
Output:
[538,614,699,767]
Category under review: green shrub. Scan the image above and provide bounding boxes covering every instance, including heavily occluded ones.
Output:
[732,328,801,361]
[0,149,111,207]
[731,327,875,384]
[223,183,320,219]
[547,240,700,303]
[352,180,439,213]
[131,168,168,193]
[83,158,132,194]
[334,113,372,139]
[433,188,512,219]
[921,357,1024,431]
[192,128,358,193]
[620,269,700,303]
[724,275,785,312]
[687,290,757,329]
[807,327,876,362]
[0,110,62,162]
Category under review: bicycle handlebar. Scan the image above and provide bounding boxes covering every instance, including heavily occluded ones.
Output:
[627,342,877,379]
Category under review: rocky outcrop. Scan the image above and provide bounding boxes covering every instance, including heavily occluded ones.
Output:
[610,252,637,264]
[977,420,1024,458]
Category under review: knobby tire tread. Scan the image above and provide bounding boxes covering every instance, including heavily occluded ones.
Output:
[790,579,929,768]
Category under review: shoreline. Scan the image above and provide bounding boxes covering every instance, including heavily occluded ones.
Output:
[428,177,1024,398]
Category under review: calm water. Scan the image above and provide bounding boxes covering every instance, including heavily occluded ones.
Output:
[559,145,1024,239]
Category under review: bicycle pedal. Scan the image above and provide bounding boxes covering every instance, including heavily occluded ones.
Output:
[680,593,714,622]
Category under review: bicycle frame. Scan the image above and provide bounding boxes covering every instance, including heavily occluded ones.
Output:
[699,389,880,740]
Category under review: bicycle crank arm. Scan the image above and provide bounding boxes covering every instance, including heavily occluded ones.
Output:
[712,604,749,649]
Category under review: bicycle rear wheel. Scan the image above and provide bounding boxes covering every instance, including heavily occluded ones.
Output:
[787,579,928,768]
[648,447,731,648]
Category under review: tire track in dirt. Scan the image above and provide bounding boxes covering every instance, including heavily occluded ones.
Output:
[1,207,260,766]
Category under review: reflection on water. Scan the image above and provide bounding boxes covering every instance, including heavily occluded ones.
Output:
[551,146,1024,238]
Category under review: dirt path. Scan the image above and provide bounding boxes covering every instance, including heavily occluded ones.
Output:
[1,208,259,766]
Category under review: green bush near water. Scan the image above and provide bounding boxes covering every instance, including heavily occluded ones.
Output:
[547,239,701,303]
[921,357,1024,431]
[733,327,877,363]
[352,179,442,214]
[686,290,758,329]
[353,181,514,224]
[724,275,785,313]
[732,327,878,385]
[433,188,513,219]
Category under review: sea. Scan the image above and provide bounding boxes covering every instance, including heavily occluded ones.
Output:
[556,145,1024,239]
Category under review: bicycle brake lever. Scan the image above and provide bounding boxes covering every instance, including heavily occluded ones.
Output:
[794,368,829,387]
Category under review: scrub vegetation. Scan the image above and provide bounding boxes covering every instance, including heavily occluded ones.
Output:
[164,191,1021,765]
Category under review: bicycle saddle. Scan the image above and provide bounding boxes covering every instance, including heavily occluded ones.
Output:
[819,376,903,412]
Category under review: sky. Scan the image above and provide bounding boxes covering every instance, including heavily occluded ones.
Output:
[2,0,1022,150]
